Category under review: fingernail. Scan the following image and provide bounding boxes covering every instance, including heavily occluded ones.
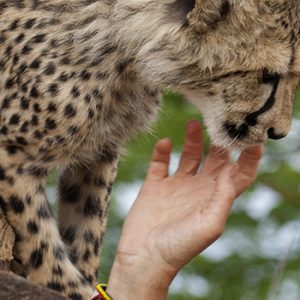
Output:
[187,120,200,133]
[158,138,172,146]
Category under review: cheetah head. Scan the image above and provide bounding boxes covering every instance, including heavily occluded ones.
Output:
[183,71,299,149]
[116,0,300,149]
[115,0,300,149]
[178,0,300,149]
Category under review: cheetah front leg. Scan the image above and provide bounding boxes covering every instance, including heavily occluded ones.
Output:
[58,157,119,288]
[0,147,94,300]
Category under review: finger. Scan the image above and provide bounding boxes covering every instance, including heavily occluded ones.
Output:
[201,145,230,176]
[234,145,264,195]
[176,120,203,176]
[147,138,172,180]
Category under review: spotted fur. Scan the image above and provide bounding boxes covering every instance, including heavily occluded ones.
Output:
[0,1,300,299]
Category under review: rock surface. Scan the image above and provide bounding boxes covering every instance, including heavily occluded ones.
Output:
[0,207,15,270]
[0,270,68,300]
[0,207,68,299]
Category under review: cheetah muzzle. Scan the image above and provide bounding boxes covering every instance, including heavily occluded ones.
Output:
[0,0,300,299]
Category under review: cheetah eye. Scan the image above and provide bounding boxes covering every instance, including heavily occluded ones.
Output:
[262,69,281,84]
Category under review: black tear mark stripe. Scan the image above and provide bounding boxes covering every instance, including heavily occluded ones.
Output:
[224,74,281,140]
[246,74,281,125]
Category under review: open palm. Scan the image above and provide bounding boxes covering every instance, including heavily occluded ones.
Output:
[116,121,263,283]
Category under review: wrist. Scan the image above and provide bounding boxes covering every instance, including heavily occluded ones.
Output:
[107,251,175,300]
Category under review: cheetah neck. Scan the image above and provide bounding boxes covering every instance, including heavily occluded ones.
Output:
[45,1,199,91]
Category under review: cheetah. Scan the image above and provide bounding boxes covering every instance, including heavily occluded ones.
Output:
[0,0,300,299]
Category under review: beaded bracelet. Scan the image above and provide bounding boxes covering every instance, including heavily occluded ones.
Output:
[91,284,112,300]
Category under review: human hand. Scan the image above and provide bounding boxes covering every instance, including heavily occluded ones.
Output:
[107,121,263,300]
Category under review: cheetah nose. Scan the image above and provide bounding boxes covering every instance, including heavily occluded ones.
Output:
[267,127,286,140]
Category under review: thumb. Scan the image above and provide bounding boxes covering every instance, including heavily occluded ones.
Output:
[208,164,239,220]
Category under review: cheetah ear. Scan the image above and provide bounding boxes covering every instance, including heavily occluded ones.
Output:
[187,0,231,33]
